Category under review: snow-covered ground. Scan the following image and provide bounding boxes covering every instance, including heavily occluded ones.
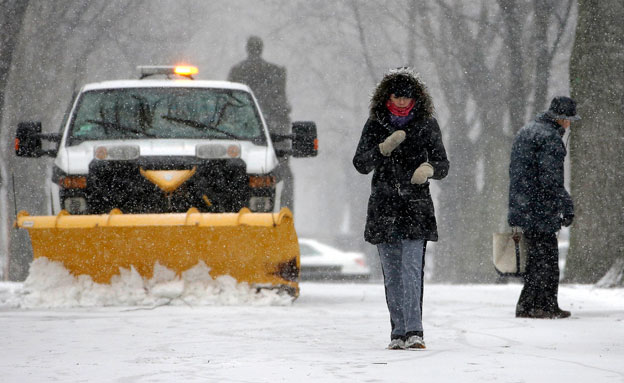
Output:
[1,260,623,382]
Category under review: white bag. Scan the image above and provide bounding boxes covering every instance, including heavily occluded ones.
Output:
[492,230,527,276]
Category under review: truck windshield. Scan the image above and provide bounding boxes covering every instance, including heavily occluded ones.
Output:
[67,88,265,144]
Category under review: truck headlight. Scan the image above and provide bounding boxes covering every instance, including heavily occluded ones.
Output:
[94,145,140,160]
[196,144,241,159]
[63,197,87,214]
[249,197,272,212]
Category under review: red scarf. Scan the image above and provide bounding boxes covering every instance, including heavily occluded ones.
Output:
[386,99,415,117]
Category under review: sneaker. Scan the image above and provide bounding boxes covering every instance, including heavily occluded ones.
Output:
[405,335,426,349]
[387,338,405,350]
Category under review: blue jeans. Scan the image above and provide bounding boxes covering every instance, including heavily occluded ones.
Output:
[377,239,425,339]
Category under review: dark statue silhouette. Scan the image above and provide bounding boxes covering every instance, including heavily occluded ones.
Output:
[229,36,294,212]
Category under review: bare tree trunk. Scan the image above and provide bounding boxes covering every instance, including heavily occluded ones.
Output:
[531,0,575,117]
[567,0,624,284]
[0,0,29,122]
[0,0,30,280]
[405,0,418,67]
[532,0,552,113]
[499,0,529,131]
[349,0,378,83]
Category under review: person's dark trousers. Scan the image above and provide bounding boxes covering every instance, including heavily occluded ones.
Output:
[516,231,560,315]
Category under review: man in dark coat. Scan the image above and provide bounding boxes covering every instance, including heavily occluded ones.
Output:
[508,96,579,319]
[228,36,294,211]
[353,68,449,349]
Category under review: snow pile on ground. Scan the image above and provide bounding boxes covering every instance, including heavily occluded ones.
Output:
[597,257,624,288]
[0,258,293,308]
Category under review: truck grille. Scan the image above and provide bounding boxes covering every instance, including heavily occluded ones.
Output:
[86,157,248,214]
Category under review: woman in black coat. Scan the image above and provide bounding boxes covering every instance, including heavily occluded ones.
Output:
[353,68,449,350]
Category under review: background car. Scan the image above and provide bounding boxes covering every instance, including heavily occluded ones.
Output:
[298,238,371,281]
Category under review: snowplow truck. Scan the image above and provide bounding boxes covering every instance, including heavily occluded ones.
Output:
[14,65,318,296]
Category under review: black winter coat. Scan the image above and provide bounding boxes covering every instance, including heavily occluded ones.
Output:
[353,113,449,244]
[508,112,574,233]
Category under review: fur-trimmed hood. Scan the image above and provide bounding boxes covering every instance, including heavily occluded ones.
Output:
[369,68,434,122]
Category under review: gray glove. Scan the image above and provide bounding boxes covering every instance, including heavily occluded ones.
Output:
[379,130,406,156]
[411,162,434,184]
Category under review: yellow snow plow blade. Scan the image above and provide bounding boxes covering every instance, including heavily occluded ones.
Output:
[15,208,300,295]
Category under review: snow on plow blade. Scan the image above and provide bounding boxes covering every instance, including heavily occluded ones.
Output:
[16,208,300,296]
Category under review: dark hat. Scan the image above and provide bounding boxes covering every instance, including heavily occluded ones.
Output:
[548,96,580,121]
[387,74,417,98]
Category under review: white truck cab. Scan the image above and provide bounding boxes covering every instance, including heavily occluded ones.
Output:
[15,66,317,215]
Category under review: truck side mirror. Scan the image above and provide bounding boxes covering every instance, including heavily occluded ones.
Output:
[291,121,318,158]
[15,122,43,157]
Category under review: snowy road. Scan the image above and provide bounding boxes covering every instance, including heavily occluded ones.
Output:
[1,281,623,382]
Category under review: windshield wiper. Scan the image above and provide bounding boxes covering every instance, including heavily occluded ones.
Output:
[161,115,245,140]
[86,119,157,138]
